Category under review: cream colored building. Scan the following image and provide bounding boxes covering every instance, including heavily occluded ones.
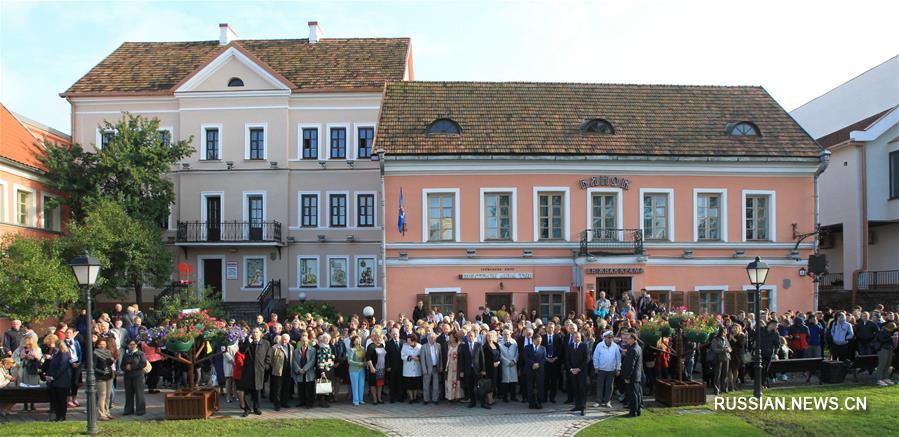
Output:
[62,23,412,316]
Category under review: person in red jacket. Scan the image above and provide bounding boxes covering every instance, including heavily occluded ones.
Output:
[233,350,247,416]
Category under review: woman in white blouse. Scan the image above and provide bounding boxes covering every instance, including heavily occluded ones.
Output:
[400,334,422,403]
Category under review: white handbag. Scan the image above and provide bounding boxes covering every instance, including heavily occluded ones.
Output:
[315,377,332,395]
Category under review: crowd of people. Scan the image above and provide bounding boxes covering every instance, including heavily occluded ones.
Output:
[1,294,898,421]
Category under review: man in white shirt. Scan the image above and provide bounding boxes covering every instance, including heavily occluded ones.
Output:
[592,330,621,408]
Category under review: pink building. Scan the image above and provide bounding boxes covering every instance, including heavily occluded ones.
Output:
[377,82,827,321]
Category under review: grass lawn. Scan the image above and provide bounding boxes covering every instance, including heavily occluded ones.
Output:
[0,418,382,437]
[578,384,899,436]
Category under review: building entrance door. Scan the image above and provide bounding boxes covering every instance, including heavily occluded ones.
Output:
[485,293,512,313]
[595,277,633,301]
[203,259,223,300]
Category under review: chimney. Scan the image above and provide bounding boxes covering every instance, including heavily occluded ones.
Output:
[308,21,323,43]
[219,23,238,45]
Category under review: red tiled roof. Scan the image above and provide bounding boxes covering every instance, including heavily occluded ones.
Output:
[377,82,822,158]
[815,108,893,148]
[0,103,47,171]
[63,38,410,96]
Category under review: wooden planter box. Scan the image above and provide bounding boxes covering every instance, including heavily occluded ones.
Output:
[164,389,220,420]
[655,379,706,407]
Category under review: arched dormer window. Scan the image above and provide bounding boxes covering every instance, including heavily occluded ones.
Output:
[427,118,461,135]
[582,118,615,134]
[227,77,244,87]
[726,121,760,137]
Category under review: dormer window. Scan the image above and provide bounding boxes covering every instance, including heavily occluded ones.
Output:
[427,118,461,135]
[582,119,614,134]
[228,77,244,87]
[727,121,760,137]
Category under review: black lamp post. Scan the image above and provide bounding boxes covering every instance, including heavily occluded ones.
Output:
[746,256,770,399]
[70,251,101,435]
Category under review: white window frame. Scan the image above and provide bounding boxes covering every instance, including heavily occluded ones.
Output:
[533,187,570,241]
[242,190,267,239]
[40,192,61,231]
[325,190,350,228]
[297,255,320,288]
[296,191,321,229]
[355,191,378,228]
[326,255,350,288]
[95,127,116,150]
[244,122,268,160]
[639,188,675,242]
[326,123,351,161]
[354,255,377,288]
[424,287,462,294]
[200,191,225,240]
[197,255,227,301]
[242,256,267,291]
[295,123,322,161]
[0,179,8,223]
[352,122,377,161]
[586,187,624,241]
[742,284,778,313]
[13,184,35,227]
[741,190,776,242]
[694,285,727,314]
[479,187,518,242]
[200,123,223,160]
[422,188,461,242]
[693,188,728,242]
[158,126,174,146]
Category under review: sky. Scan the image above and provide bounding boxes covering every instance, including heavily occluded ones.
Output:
[1,0,897,135]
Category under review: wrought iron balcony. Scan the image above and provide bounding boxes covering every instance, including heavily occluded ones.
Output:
[857,270,899,290]
[579,228,644,256]
[818,272,844,291]
[176,220,283,244]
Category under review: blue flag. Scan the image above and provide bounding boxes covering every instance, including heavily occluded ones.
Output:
[397,188,406,235]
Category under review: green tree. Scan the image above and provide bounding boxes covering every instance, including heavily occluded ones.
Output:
[39,113,193,224]
[0,235,79,321]
[60,200,172,305]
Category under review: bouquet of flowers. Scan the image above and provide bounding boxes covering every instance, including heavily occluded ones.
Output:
[667,306,695,329]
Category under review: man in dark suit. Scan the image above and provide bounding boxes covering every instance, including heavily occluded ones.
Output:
[517,327,534,402]
[566,332,589,416]
[562,323,575,403]
[436,323,451,396]
[525,333,546,409]
[385,327,405,403]
[543,323,563,403]
[621,332,643,417]
[412,300,426,323]
[459,330,487,408]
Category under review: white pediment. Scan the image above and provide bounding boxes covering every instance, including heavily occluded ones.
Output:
[175,46,291,94]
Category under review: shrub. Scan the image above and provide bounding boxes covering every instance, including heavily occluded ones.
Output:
[284,302,338,324]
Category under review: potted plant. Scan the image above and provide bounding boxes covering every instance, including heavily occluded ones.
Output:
[139,326,169,347]
[638,318,669,347]
[165,325,202,352]
[668,306,694,330]
[683,313,718,343]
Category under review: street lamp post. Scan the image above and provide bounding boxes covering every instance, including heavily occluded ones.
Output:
[70,251,102,435]
[746,256,770,399]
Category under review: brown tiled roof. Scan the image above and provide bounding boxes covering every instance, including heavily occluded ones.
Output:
[815,108,893,148]
[63,38,410,96]
[377,82,822,158]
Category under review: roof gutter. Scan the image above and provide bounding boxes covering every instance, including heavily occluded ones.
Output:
[382,154,822,163]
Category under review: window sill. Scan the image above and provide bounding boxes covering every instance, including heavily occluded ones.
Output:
[199,159,222,162]
[240,287,265,292]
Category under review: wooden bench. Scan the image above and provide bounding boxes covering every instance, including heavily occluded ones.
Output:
[847,354,880,382]
[750,357,824,384]
[0,386,51,404]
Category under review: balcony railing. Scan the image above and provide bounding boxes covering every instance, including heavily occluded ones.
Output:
[857,270,899,290]
[176,221,283,244]
[818,272,845,291]
[579,228,644,256]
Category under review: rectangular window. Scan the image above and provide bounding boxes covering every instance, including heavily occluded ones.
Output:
[204,128,219,160]
[356,257,375,287]
[746,289,771,314]
[245,257,265,288]
[357,127,374,159]
[697,193,721,240]
[43,199,59,231]
[249,128,265,160]
[648,291,671,307]
[484,193,512,240]
[16,190,31,226]
[357,194,375,227]
[328,257,348,288]
[330,127,346,159]
[302,128,318,160]
[247,195,264,240]
[431,293,456,316]
[591,193,617,239]
[0,185,5,223]
[301,194,319,228]
[298,258,319,288]
[890,150,899,199]
[745,195,770,240]
[699,290,723,314]
[329,194,347,227]
[427,193,455,241]
[100,130,115,149]
[643,193,669,240]
[539,293,565,320]
[538,192,564,240]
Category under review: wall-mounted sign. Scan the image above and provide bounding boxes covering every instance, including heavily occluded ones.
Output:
[226,262,238,280]
[586,267,644,275]
[460,272,534,280]
[578,176,631,190]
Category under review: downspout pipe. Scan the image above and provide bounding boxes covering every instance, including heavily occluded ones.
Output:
[851,142,868,308]
[813,149,831,310]
[378,150,388,321]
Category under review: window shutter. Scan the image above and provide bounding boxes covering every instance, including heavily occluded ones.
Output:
[724,290,737,315]
[736,291,749,312]
[687,291,700,313]
[528,293,540,319]
[455,293,468,315]
[565,291,579,316]
[760,290,770,312]
[671,291,685,310]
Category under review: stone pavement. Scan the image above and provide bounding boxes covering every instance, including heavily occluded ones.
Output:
[0,385,622,436]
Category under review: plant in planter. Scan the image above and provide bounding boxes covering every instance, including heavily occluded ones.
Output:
[667,306,695,330]
[139,326,169,347]
[638,318,670,347]
[165,325,203,352]
[682,313,718,343]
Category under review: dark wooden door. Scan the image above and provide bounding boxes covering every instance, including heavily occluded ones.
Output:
[203,259,222,300]
[206,196,221,241]
[485,293,512,312]
[248,195,263,240]
[595,277,633,301]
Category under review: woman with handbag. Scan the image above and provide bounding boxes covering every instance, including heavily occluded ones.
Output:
[13,332,43,411]
[729,324,749,390]
[141,341,163,394]
[315,333,334,408]
[365,331,387,404]
[483,331,501,405]
[93,338,115,420]
[400,334,422,403]
[120,339,147,416]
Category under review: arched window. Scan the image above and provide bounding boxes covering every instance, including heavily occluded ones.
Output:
[582,119,615,134]
[427,118,461,135]
[727,121,760,137]
[227,77,244,87]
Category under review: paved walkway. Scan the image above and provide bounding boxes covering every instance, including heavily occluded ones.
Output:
[0,386,620,436]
